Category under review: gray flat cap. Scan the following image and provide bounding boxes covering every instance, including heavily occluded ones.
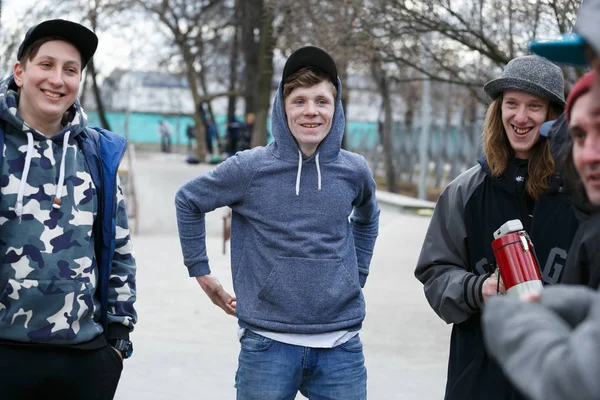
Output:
[483,55,565,106]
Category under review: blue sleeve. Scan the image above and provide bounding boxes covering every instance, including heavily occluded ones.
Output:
[175,154,251,277]
[350,157,380,287]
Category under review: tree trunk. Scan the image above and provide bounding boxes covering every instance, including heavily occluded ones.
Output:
[179,44,207,161]
[88,58,111,131]
[250,4,275,148]
[241,0,262,116]
[227,1,240,119]
[371,58,397,193]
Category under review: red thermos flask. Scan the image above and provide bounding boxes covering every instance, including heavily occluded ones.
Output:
[491,220,543,298]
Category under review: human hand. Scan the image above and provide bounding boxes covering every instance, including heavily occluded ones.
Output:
[196,274,237,316]
[111,346,123,361]
[482,275,506,301]
[520,291,541,302]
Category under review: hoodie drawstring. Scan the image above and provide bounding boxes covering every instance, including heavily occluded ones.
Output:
[15,131,34,220]
[53,130,71,209]
[14,130,71,219]
[296,150,303,196]
[316,152,321,191]
[295,150,322,196]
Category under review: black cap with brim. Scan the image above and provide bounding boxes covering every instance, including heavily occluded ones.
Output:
[282,46,338,85]
[17,19,98,69]
[529,0,600,66]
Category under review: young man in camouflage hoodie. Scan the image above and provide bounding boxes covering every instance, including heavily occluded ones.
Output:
[0,19,137,399]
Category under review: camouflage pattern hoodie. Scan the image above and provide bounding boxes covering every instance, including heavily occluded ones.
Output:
[0,75,137,345]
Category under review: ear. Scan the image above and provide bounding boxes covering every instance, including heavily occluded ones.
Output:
[13,62,24,88]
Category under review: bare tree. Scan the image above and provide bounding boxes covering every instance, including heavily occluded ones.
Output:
[250,3,275,148]
[133,0,237,160]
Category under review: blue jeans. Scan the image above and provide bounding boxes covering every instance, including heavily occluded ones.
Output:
[235,331,367,400]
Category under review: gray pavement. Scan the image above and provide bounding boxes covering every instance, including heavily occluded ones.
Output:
[115,151,450,400]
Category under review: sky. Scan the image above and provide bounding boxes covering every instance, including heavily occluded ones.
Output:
[1,0,169,80]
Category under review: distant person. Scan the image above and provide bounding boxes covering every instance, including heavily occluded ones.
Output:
[205,118,217,156]
[239,112,255,151]
[175,46,379,399]
[186,123,195,154]
[0,19,137,399]
[226,115,242,157]
[158,119,173,153]
[414,55,578,400]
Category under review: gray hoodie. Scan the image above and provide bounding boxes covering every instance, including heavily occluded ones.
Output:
[175,78,380,334]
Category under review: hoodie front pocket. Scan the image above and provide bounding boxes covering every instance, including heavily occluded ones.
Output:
[0,278,96,341]
[257,257,363,325]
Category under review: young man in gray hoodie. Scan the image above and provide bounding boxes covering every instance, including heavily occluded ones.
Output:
[483,2,600,399]
[175,46,379,399]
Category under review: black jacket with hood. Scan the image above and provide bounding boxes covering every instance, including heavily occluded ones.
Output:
[546,113,600,288]
[415,156,579,400]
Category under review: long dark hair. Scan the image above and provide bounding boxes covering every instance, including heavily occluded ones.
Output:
[482,94,564,199]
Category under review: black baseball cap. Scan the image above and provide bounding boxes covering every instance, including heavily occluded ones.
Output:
[282,46,338,84]
[17,19,98,69]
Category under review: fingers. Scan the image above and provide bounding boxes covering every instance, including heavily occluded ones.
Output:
[196,275,237,316]
[520,291,541,302]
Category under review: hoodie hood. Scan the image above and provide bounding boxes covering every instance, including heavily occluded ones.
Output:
[270,77,345,163]
[0,75,89,219]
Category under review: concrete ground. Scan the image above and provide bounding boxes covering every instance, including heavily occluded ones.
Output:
[114,151,450,400]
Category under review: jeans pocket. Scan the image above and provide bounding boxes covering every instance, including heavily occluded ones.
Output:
[105,345,124,366]
[240,331,274,352]
[339,334,363,353]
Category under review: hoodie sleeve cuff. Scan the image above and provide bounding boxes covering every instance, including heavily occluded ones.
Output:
[106,323,131,341]
[463,273,491,312]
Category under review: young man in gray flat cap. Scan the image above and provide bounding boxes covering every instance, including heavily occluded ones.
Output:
[415,54,578,400]
[483,1,600,399]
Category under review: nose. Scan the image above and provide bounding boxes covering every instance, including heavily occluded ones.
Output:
[303,101,317,116]
[513,105,528,124]
[580,133,600,165]
[47,69,64,87]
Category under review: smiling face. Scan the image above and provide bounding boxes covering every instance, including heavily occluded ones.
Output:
[570,91,600,206]
[501,90,550,159]
[13,39,82,136]
[284,80,336,157]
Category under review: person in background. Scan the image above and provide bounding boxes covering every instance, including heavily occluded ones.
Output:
[226,115,242,157]
[205,118,217,156]
[186,123,195,154]
[0,19,137,399]
[158,119,173,153]
[175,46,379,399]
[414,55,578,400]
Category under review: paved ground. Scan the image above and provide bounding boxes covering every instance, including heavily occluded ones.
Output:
[114,150,450,400]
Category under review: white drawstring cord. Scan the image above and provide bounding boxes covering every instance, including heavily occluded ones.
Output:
[295,150,303,196]
[15,131,34,221]
[53,130,71,209]
[316,152,321,191]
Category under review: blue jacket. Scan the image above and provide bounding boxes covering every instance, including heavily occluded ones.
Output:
[176,78,380,334]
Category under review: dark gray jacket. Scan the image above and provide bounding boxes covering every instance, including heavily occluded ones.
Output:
[483,286,600,400]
